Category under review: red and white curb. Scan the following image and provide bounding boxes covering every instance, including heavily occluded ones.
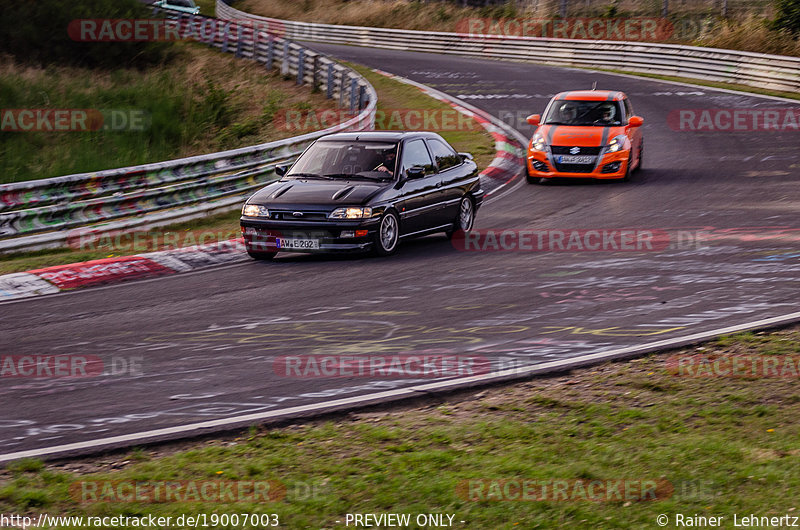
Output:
[0,239,247,301]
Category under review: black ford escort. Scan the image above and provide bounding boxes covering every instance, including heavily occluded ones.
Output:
[240,131,483,259]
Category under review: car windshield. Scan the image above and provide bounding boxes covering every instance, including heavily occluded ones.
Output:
[171,0,195,7]
[543,100,623,126]
[287,141,399,180]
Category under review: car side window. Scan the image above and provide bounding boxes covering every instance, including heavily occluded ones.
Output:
[427,139,462,172]
[400,139,435,176]
[624,98,634,121]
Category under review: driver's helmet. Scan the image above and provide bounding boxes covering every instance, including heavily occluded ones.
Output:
[559,103,577,122]
[599,103,616,121]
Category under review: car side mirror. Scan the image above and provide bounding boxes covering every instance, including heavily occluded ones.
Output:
[275,164,289,176]
[526,114,541,126]
[628,116,644,127]
[406,166,425,180]
[459,152,474,161]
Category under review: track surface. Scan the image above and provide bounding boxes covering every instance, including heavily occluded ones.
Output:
[2,45,799,459]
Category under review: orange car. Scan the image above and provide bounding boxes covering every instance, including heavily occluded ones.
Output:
[525,90,643,183]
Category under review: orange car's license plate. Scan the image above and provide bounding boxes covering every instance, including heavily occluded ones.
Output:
[557,155,595,164]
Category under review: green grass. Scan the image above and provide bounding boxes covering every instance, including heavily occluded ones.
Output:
[0,44,336,184]
[2,326,800,528]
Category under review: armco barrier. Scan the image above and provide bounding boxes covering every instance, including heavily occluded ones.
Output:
[0,10,377,252]
[217,0,800,93]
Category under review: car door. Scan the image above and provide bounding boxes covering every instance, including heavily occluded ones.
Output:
[426,138,465,225]
[394,139,439,235]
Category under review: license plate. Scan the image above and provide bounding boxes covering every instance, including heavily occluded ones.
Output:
[276,238,319,250]
[557,155,595,164]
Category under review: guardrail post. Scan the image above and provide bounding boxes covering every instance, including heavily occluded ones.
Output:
[235,24,244,58]
[326,63,334,99]
[339,73,347,108]
[297,49,305,85]
[312,55,319,91]
[281,40,290,76]
[350,77,358,112]
[358,85,366,110]
[221,22,230,53]
[266,35,274,70]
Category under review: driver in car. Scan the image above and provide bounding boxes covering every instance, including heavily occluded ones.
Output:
[374,149,397,177]
[559,103,578,123]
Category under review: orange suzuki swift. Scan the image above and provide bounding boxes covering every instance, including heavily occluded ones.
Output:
[525,90,644,183]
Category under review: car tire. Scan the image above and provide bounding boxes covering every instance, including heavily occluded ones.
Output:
[634,140,643,172]
[621,155,632,182]
[247,250,276,261]
[374,210,400,256]
[445,196,475,239]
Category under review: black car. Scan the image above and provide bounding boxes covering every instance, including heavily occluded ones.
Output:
[240,131,483,259]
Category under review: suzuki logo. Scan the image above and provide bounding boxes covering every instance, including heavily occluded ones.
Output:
[292,212,304,217]
[569,147,580,155]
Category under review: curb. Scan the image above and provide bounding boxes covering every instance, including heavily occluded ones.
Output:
[0,239,247,301]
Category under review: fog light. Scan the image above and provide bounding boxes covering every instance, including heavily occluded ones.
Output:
[532,161,550,172]
[602,161,622,173]
[355,230,369,237]
[341,230,355,238]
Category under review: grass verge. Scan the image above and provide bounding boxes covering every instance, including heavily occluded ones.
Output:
[0,65,497,274]
[0,44,337,184]
[1,325,799,528]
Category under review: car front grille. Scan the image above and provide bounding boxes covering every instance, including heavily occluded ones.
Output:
[553,163,596,174]
[268,210,330,221]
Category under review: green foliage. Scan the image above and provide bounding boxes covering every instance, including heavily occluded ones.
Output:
[0,0,174,68]
[772,0,800,35]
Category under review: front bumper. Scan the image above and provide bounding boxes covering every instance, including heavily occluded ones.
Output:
[527,150,630,179]
[240,217,380,254]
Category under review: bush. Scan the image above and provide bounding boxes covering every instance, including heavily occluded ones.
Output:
[0,0,174,68]
[772,0,800,35]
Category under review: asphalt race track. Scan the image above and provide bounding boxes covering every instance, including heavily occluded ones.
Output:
[2,44,799,461]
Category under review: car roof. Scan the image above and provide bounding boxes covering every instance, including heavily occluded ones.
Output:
[554,90,627,101]
[318,131,445,142]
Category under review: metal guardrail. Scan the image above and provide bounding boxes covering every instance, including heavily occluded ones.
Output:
[217,0,800,93]
[0,9,377,251]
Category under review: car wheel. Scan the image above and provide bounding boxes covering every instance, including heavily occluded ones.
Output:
[247,250,276,261]
[621,155,632,182]
[634,140,643,172]
[446,196,475,239]
[374,210,400,256]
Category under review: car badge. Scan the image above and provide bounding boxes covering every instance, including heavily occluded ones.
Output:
[570,147,580,155]
[292,212,304,217]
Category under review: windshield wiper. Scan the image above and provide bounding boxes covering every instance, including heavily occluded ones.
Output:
[324,173,391,181]
[286,172,333,180]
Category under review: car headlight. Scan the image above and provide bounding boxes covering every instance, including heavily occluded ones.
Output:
[606,135,628,153]
[242,204,269,217]
[531,133,547,152]
[329,207,373,219]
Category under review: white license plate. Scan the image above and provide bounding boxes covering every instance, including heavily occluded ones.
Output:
[276,238,319,250]
[557,155,595,164]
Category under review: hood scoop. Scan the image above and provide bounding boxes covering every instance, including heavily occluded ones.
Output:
[269,183,294,199]
[332,185,355,201]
